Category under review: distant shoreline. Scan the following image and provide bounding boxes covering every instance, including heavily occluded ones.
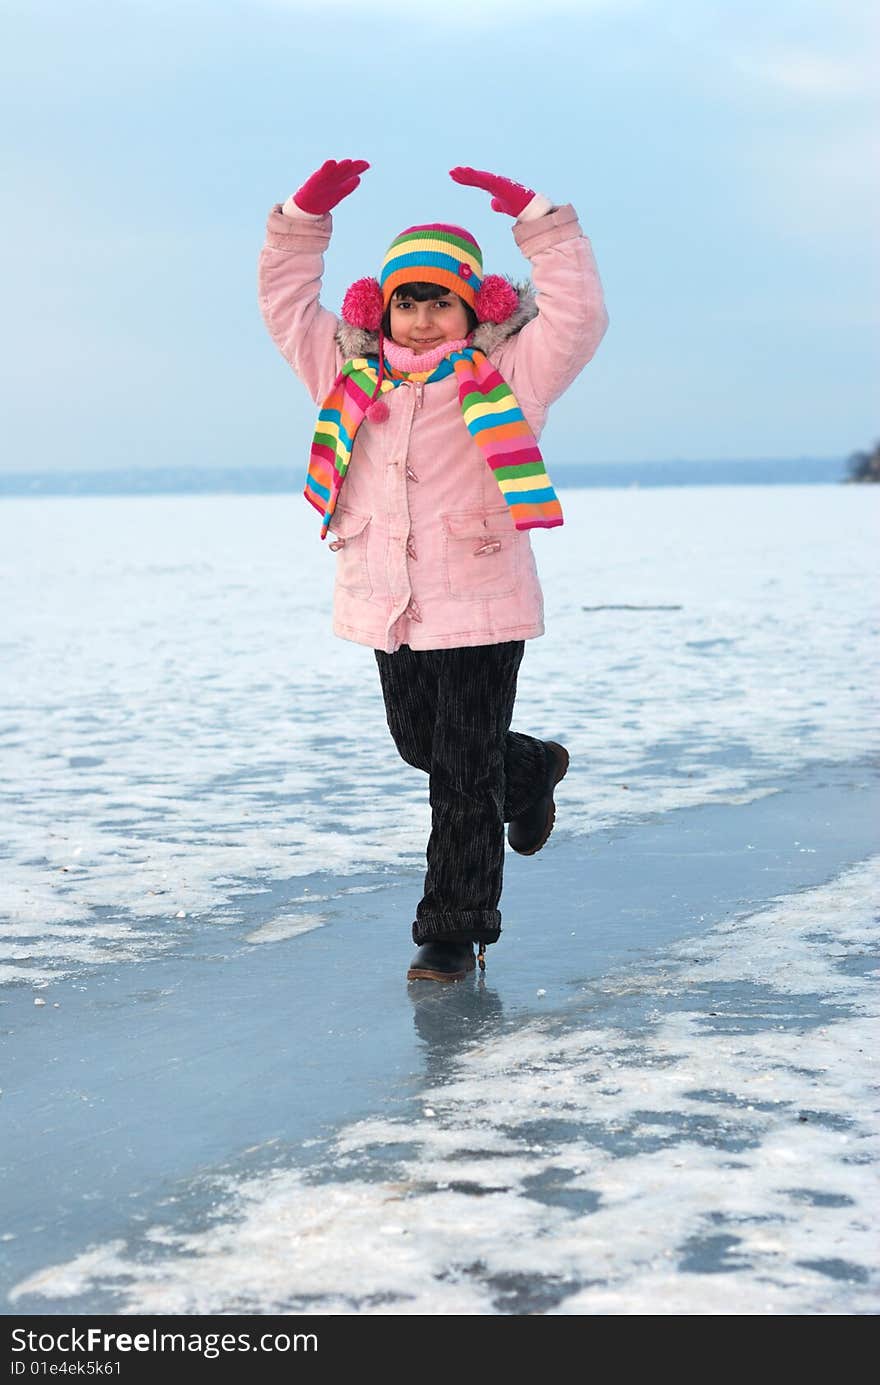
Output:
[0,457,847,498]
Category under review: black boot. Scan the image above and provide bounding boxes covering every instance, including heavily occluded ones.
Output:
[507,740,570,856]
[407,940,476,983]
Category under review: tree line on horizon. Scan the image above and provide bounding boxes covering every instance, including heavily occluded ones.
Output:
[847,440,880,482]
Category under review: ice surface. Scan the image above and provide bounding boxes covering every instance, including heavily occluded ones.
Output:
[1,485,877,984]
[9,856,878,1315]
[1,483,878,1316]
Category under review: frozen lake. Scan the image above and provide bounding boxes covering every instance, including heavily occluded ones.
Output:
[1,484,878,1314]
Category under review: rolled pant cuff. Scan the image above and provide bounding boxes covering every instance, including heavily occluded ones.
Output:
[412,909,501,947]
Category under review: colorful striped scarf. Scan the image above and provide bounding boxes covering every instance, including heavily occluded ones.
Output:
[305,348,563,539]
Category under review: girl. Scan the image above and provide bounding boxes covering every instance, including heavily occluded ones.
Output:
[258,160,608,982]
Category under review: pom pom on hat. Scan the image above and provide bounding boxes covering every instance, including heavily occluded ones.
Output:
[475,275,519,325]
[342,277,383,330]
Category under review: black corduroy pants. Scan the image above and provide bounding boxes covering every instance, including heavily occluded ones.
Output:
[374,641,550,947]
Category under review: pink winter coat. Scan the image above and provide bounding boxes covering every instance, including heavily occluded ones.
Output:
[257,201,608,653]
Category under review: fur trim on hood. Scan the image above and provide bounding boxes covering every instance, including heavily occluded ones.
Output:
[334,281,537,362]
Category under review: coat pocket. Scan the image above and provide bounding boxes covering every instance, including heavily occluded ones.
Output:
[327,506,372,597]
[441,506,519,601]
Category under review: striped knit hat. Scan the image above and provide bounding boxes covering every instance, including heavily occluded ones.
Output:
[380,223,483,311]
[341,223,519,331]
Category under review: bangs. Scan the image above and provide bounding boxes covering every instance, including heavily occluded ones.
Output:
[390,282,453,302]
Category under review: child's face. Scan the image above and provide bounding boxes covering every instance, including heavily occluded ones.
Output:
[388,289,470,353]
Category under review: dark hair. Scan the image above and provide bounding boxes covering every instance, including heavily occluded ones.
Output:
[382,281,479,338]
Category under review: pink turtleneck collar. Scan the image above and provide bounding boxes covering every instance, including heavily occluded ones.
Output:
[382,335,472,375]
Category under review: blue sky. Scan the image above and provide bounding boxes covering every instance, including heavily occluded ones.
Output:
[2,0,877,472]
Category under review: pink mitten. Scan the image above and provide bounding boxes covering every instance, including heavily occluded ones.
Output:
[293,158,370,215]
[449,166,535,217]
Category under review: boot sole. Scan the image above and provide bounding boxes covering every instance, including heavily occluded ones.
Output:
[407,955,477,983]
[510,741,570,857]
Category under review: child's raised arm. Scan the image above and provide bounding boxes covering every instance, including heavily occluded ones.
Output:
[258,159,370,404]
[450,166,609,413]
